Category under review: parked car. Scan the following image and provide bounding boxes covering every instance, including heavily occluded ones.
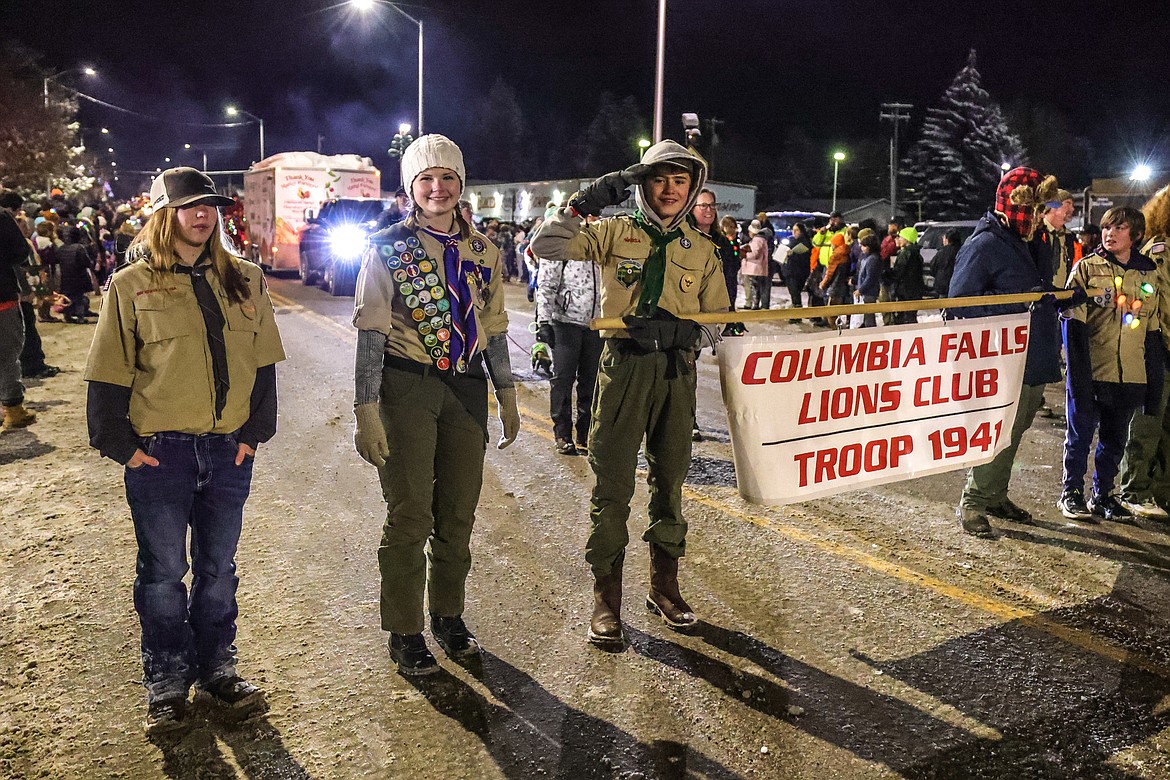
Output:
[916,220,978,296]
[298,197,385,296]
[766,211,830,247]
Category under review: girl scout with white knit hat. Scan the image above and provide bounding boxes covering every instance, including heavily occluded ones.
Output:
[351,134,519,675]
[84,167,286,733]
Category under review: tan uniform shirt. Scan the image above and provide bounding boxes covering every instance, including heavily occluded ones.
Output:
[85,258,286,436]
[1065,249,1166,384]
[529,211,730,338]
[352,226,508,366]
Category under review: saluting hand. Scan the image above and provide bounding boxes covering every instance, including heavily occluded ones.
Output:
[235,443,256,465]
[126,448,160,469]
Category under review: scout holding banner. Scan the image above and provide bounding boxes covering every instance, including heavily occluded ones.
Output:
[719,313,1030,505]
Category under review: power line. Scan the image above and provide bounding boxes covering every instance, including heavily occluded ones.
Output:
[65,87,255,128]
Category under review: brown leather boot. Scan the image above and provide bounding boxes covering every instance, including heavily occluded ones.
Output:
[589,565,624,646]
[1,404,36,431]
[647,544,698,630]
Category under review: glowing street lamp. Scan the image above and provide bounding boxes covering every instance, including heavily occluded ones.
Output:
[1131,164,1153,182]
[43,66,96,109]
[638,138,651,159]
[352,0,424,134]
[227,105,265,160]
[831,151,846,212]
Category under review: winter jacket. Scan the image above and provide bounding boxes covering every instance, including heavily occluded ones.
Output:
[856,252,882,298]
[0,210,30,303]
[948,211,1062,386]
[884,244,925,302]
[536,256,601,328]
[822,243,851,298]
[880,234,899,262]
[741,235,769,277]
[56,242,95,298]
[785,234,813,278]
[931,243,959,296]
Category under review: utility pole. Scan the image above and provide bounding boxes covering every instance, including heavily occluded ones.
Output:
[317,134,325,154]
[879,103,913,221]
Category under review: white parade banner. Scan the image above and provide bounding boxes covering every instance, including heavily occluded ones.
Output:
[717,313,1031,505]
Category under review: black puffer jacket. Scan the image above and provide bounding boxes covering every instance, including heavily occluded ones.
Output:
[57,242,95,298]
[884,244,925,302]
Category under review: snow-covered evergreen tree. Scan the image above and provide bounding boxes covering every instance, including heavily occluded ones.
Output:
[903,49,1027,220]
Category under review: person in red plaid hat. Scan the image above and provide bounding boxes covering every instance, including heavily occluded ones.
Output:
[947,166,1080,538]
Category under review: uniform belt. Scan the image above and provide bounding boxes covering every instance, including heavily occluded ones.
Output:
[383,354,436,377]
[383,353,486,379]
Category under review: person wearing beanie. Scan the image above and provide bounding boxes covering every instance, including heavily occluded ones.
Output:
[84,167,286,733]
[854,231,883,326]
[351,133,519,676]
[948,166,1073,538]
[881,226,925,324]
[820,230,852,308]
[754,211,776,308]
[742,219,770,309]
[531,140,730,648]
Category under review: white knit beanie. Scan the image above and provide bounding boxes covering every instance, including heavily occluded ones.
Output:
[400,134,466,193]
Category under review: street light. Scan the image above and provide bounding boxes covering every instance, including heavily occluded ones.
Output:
[355,0,430,134]
[831,151,846,213]
[43,66,95,109]
[226,105,265,160]
[1131,164,1153,182]
[638,138,651,159]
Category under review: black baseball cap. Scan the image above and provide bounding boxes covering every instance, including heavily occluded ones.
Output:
[149,167,233,210]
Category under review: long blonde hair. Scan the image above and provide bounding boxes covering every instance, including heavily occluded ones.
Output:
[1142,185,1170,242]
[130,207,251,304]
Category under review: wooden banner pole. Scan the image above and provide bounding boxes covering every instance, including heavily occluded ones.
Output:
[588,289,1101,331]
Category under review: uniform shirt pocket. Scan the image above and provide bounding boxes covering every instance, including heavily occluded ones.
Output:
[135,302,199,343]
[225,305,260,334]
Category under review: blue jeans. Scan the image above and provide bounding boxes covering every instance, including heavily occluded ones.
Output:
[124,431,253,702]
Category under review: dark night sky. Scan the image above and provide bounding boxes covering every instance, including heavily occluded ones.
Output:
[5,0,1168,193]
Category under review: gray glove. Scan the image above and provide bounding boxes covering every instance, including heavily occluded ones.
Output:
[354,403,388,467]
[495,388,520,449]
[569,164,651,218]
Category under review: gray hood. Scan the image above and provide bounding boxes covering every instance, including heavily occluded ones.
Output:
[634,140,708,232]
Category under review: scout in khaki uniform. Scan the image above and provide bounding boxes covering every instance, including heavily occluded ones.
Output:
[531,140,730,647]
[1117,184,1170,517]
[1060,206,1168,521]
[85,168,286,734]
[351,134,519,676]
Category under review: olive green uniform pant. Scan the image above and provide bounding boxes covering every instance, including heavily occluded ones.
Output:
[376,367,486,634]
[960,382,1046,510]
[586,342,696,578]
[1119,375,1170,502]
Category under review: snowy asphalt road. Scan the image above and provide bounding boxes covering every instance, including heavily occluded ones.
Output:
[1,276,1168,779]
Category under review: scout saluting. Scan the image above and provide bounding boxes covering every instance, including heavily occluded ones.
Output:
[530,140,730,647]
[85,168,286,734]
[351,134,519,675]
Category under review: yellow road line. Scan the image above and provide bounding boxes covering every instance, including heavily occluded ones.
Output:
[281,295,1170,680]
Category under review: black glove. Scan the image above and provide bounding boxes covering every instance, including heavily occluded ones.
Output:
[1058,287,1088,311]
[537,322,556,348]
[569,164,650,218]
[621,314,700,353]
